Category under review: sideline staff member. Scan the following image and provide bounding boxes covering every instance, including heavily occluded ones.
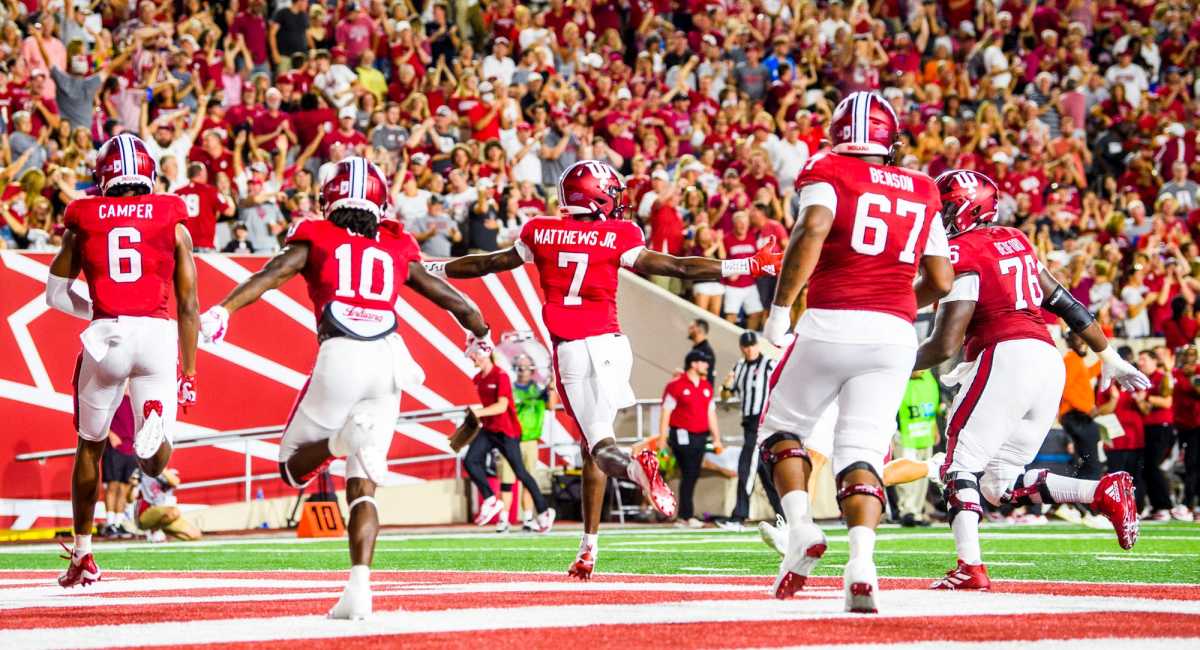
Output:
[659,350,723,528]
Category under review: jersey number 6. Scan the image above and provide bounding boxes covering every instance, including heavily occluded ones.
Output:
[108,227,143,283]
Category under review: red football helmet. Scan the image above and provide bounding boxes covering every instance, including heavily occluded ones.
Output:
[558,159,627,220]
[95,133,157,195]
[321,156,390,219]
[936,169,999,238]
[829,91,900,159]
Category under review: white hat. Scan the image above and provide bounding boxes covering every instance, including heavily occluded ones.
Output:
[684,161,706,174]
[991,152,1012,165]
[959,21,975,36]
[616,87,632,100]
[479,81,494,94]
[396,20,411,32]
[651,169,670,182]
[944,136,961,148]
[411,152,430,165]
[338,105,357,120]
[1166,123,1186,137]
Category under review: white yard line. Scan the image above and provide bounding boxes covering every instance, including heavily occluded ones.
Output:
[2,591,1198,649]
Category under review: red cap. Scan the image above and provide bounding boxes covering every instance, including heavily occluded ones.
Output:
[331,46,347,59]
[517,122,532,131]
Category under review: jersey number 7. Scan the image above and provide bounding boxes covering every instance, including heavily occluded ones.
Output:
[558,252,588,306]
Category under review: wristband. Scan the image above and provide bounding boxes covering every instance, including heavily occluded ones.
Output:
[1098,346,1123,366]
[424,261,448,278]
[721,258,750,278]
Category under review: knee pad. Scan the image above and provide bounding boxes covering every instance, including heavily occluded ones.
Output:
[279,458,331,489]
[943,471,984,522]
[979,471,1020,507]
[835,461,885,505]
[1000,469,1054,506]
[759,432,810,471]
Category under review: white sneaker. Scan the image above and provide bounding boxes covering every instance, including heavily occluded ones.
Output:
[715,519,745,533]
[771,521,826,599]
[327,582,372,620]
[686,517,704,529]
[843,558,879,614]
[758,515,787,557]
[1171,504,1192,521]
[496,518,510,533]
[475,496,503,526]
[133,405,165,460]
[146,530,166,543]
[536,508,557,533]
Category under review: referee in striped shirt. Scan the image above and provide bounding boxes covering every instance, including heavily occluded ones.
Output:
[720,331,784,527]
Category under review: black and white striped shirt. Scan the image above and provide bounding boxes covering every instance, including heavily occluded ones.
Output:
[727,354,776,419]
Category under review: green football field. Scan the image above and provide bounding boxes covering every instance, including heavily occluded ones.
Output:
[2,520,1196,584]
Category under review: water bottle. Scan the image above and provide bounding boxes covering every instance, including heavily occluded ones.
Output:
[256,487,268,528]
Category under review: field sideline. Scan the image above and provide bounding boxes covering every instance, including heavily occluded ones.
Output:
[1,522,1197,648]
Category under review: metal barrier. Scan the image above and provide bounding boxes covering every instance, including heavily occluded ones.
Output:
[15,400,666,504]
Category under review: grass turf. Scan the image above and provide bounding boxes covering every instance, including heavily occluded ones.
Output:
[1,521,1196,584]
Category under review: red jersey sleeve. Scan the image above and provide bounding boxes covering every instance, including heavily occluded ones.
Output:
[794,152,837,192]
[285,218,319,245]
[63,200,79,229]
[949,236,980,277]
[617,220,647,255]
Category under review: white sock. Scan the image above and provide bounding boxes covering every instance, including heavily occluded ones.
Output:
[847,526,875,562]
[348,564,370,589]
[1039,472,1099,504]
[582,533,598,549]
[952,512,982,565]
[781,490,812,526]
[74,534,92,556]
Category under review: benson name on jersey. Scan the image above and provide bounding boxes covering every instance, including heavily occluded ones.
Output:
[531,227,621,249]
[868,168,915,192]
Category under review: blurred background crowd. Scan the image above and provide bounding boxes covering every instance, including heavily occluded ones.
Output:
[0,0,1195,522]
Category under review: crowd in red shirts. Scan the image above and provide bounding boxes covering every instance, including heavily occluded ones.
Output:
[0,0,1196,337]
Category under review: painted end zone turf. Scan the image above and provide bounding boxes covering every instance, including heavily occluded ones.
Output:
[1,570,1198,649]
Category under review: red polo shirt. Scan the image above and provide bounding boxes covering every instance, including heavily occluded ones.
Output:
[474,364,521,438]
[663,374,714,434]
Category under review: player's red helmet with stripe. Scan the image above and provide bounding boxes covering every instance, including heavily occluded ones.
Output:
[95,133,157,195]
[558,159,627,220]
[936,169,999,238]
[321,156,390,219]
[829,91,900,159]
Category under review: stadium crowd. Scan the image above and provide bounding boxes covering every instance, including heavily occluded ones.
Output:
[0,0,1197,519]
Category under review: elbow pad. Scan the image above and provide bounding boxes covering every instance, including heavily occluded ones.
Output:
[1044,285,1095,333]
[45,274,93,320]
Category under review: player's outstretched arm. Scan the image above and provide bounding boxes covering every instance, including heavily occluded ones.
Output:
[913,298,974,372]
[1038,269,1150,390]
[406,260,490,339]
[199,244,310,344]
[761,206,833,346]
[45,229,93,319]
[631,237,783,281]
[173,225,200,377]
[428,247,525,279]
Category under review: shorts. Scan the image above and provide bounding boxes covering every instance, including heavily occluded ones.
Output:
[280,333,422,481]
[553,333,636,450]
[759,330,914,478]
[73,316,178,444]
[498,439,540,484]
[102,447,138,484]
[942,339,1065,480]
[692,281,724,297]
[723,284,763,315]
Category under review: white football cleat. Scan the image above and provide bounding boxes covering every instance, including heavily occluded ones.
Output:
[496,517,510,534]
[536,507,557,533]
[475,496,504,526]
[758,515,787,557]
[133,401,165,460]
[926,452,946,487]
[771,521,826,599]
[327,582,372,620]
[844,558,879,614]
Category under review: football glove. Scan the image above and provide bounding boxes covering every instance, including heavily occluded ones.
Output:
[1099,347,1151,391]
[762,303,794,347]
[177,369,197,413]
[199,305,229,344]
[748,236,784,278]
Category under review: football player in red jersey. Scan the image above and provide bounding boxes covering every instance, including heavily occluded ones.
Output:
[915,169,1149,590]
[197,157,490,620]
[45,134,200,589]
[428,159,783,580]
[758,92,955,612]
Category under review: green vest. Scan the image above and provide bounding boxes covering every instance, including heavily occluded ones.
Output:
[513,382,547,442]
[897,371,939,449]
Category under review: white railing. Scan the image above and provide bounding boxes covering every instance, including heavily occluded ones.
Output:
[16,400,666,503]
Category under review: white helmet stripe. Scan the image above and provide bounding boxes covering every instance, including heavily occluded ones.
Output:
[119,135,135,178]
[852,93,865,144]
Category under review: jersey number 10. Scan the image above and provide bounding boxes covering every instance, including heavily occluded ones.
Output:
[334,243,395,301]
